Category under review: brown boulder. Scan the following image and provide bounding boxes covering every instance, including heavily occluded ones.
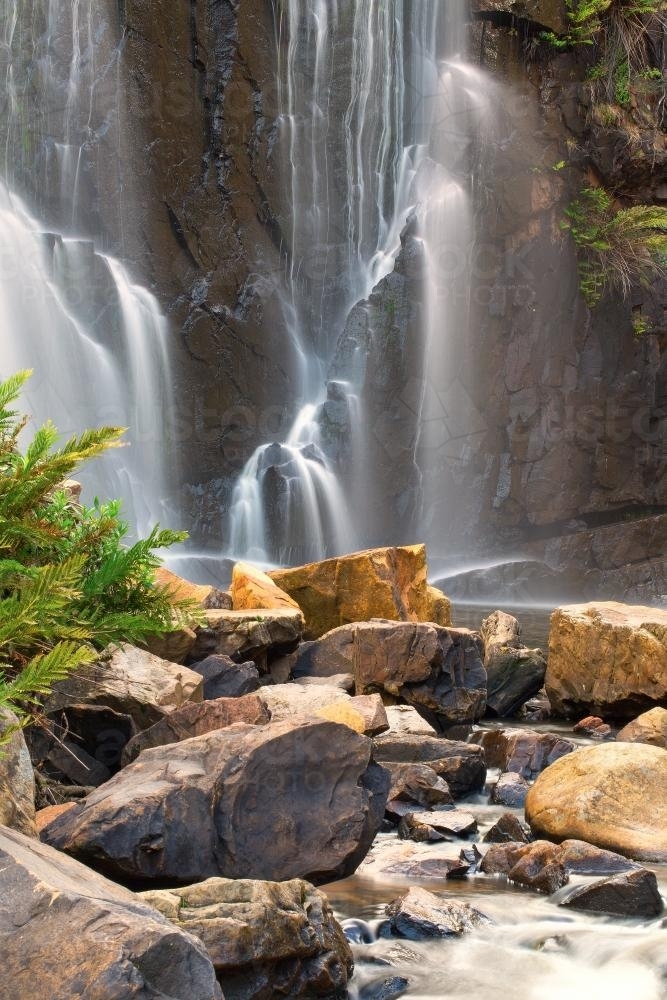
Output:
[0,711,36,837]
[616,707,667,748]
[471,728,575,779]
[190,609,304,670]
[481,611,546,718]
[0,826,221,1000]
[269,544,449,640]
[384,762,453,820]
[353,620,486,727]
[45,643,203,730]
[372,733,486,798]
[386,887,487,940]
[546,603,667,719]
[231,561,302,613]
[189,654,261,698]
[121,693,271,765]
[141,877,353,999]
[525,743,667,862]
[154,566,230,609]
[559,869,664,918]
[42,718,389,885]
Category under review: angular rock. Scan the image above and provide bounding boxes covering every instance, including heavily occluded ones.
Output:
[559,869,664,918]
[190,653,261,698]
[546,603,667,720]
[490,771,529,809]
[121,694,271,765]
[616,707,667,748]
[483,813,531,844]
[269,544,444,640]
[354,620,486,727]
[143,626,198,666]
[291,626,356,679]
[231,561,303,613]
[385,705,438,736]
[559,840,642,876]
[315,694,389,737]
[397,813,447,843]
[190,609,304,670]
[480,841,532,876]
[45,643,203,730]
[385,762,453,820]
[35,802,77,833]
[42,718,390,885]
[525,743,667,862]
[155,566,231,609]
[399,809,477,841]
[385,887,488,940]
[573,716,612,739]
[471,728,575,779]
[0,826,221,1000]
[372,733,486,798]
[481,611,546,717]
[0,710,36,837]
[508,841,568,894]
[295,673,355,692]
[141,877,353,999]
[425,585,453,627]
[256,683,349,720]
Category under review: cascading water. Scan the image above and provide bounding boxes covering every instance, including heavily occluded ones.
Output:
[0,0,175,534]
[228,0,497,566]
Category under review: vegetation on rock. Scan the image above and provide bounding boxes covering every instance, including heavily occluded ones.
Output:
[562,186,667,306]
[0,370,196,737]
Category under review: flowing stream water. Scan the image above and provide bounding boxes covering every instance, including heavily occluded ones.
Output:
[228,0,497,566]
[0,0,174,534]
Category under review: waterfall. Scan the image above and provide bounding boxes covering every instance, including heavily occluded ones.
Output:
[0,0,175,535]
[228,0,493,565]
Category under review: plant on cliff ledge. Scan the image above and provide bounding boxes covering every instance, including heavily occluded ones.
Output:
[563,186,667,306]
[0,370,198,737]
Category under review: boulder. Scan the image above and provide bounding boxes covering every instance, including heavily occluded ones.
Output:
[45,643,203,730]
[483,813,531,844]
[471,728,575,779]
[0,826,221,1000]
[398,809,477,841]
[546,603,667,720]
[0,711,36,837]
[256,685,387,737]
[231,561,302,614]
[290,626,356,679]
[141,877,353,999]
[481,611,546,717]
[480,840,568,894]
[143,626,198,665]
[121,694,271,765]
[269,545,449,640]
[315,694,389,737]
[384,762,453,820]
[525,743,667,861]
[425,585,453,627]
[373,733,486,798]
[616,707,667,748]
[154,566,231,609]
[559,869,664,918]
[385,705,438,736]
[189,653,261,698]
[559,840,642,876]
[385,887,487,940]
[42,718,389,885]
[353,620,486,727]
[190,609,304,670]
[490,771,529,809]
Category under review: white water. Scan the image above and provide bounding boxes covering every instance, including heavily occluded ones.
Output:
[0,0,174,534]
[228,0,497,565]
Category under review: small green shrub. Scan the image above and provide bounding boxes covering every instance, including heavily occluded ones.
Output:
[563,187,667,306]
[0,370,198,735]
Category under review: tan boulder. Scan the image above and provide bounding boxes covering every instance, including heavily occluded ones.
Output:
[525,742,667,862]
[616,707,667,748]
[546,602,667,719]
[154,566,229,609]
[231,561,302,612]
[269,544,450,640]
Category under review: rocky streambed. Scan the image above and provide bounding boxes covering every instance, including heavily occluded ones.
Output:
[3,544,667,999]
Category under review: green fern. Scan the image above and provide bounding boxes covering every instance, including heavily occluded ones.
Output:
[0,371,199,739]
